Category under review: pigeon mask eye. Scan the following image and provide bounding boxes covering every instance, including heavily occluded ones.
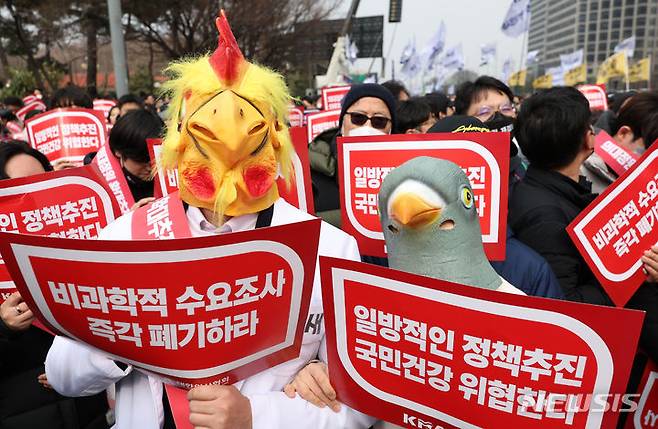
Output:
[461,186,474,209]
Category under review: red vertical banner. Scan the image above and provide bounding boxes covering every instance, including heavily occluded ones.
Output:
[321,257,644,429]
[25,108,108,165]
[130,192,191,240]
[568,142,658,307]
[306,109,341,143]
[92,143,135,214]
[321,85,351,111]
[276,127,315,214]
[338,133,510,259]
[147,138,179,200]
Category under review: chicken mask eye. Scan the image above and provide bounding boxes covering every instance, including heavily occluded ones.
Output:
[461,185,474,209]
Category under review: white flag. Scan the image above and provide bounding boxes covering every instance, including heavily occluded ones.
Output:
[423,22,446,65]
[434,66,451,90]
[345,36,359,65]
[480,43,497,66]
[401,49,422,78]
[547,66,565,86]
[442,44,464,71]
[501,0,531,38]
[614,36,636,58]
[400,39,416,65]
[560,49,583,71]
[526,50,540,66]
[502,58,514,82]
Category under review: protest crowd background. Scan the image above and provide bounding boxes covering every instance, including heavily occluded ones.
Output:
[1,0,658,428]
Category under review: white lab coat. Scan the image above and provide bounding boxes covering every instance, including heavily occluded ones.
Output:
[46,198,376,429]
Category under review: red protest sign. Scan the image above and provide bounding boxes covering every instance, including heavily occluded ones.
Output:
[321,85,351,111]
[0,219,320,387]
[625,358,658,429]
[0,165,122,301]
[321,256,643,429]
[307,109,341,143]
[568,142,658,307]
[22,95,38,105]
[277,127,315,214]
[147,138,179,200]
[93,99,117,121]
[595,131,640,177]
[16,100,47,122]
[338,133,510,259]
[147,132,315,214]
[579,85,609,111]
[93,143,135,214]
[288,106,305,128]
[131,192,191,240]
[26,108,108,165]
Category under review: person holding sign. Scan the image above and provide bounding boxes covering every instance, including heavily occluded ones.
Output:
[0,141,109,429]
[285,157,526,427]
[582,91,658,193]
[310,83,397,228]
[108,109,161,206]
[45,11,372,429]
[508,87,658,363]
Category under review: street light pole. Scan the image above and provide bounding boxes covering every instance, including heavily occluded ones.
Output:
[107,0,129,97]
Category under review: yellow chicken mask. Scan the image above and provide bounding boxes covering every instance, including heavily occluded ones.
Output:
[161,11,293,218]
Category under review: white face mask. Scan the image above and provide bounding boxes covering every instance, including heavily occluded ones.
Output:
[345,125,387,137]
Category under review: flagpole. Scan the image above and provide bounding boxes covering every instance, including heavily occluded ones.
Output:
[518,28,528,94]
[625,58,630,91]
[649,58,652,90]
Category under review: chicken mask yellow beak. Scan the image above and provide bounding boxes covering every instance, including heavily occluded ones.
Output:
[160,10,293,218]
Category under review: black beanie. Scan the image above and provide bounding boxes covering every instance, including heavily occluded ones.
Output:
[338,83,397,131]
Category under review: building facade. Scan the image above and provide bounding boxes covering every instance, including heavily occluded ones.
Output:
[528,0,658,89]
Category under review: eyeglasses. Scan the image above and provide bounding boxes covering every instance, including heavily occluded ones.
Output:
[475,104,516,122]
[346,112,391,130]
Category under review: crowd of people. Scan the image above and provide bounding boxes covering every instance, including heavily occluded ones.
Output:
[1,66,658,428]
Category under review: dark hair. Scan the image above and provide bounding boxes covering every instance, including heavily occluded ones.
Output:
[381,80,409,101]
[610,91,637,114]
[613,91,658,149]
[51,86,93,109]
[109,109,163,163]
[118,94,143,110]
[0,109,16,121]
[107,105,120,121]
[454,76,514,115]
[424,92,451,117]
[24,109,44,121]
[395,97,432,133]
[3,97,23,108]
[515,87,591,170]
[0,140,53,179]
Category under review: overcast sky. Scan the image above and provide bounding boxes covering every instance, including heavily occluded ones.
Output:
[331,0,525,84]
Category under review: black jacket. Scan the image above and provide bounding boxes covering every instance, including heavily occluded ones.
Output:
[509,165,658,362]
[508,166,602,303]
[0,321,109,429]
